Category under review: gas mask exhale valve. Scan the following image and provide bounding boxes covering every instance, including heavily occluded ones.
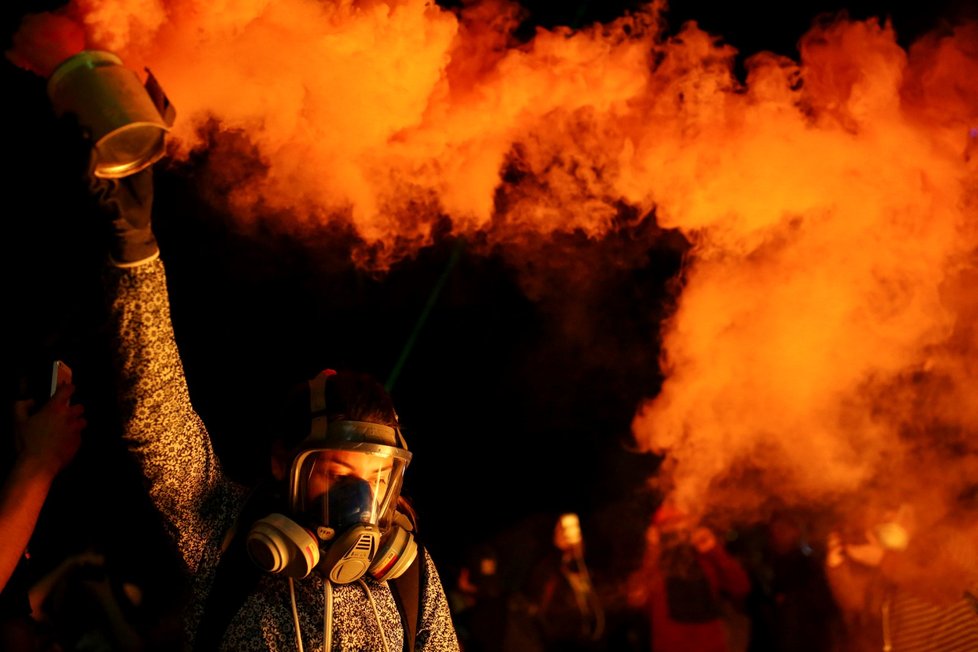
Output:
[314,475,381,584]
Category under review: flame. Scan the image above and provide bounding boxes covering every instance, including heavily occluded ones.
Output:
[9,1,978,539]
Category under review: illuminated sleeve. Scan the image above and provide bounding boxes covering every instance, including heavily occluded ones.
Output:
[417,549,462,651]
[106,259,245,574]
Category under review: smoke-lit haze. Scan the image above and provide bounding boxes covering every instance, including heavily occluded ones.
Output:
[10,0,978,533]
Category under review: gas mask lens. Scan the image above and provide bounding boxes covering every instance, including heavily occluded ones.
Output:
[292,447,408,538]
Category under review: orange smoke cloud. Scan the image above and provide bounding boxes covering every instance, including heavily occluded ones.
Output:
[629,19,978,517]
[11,1,978,521]
[34,0,666,249]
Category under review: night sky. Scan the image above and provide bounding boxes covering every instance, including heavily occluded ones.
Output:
[1,0,972,625]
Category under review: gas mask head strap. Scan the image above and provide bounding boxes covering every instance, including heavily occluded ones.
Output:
[308,369,408,450]
[309,369,336,439]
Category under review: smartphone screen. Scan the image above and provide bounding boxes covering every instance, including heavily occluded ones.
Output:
[50,360,73,397]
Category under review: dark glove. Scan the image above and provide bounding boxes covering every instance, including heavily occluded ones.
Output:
[89,166,158,266]
[54,112,160,266]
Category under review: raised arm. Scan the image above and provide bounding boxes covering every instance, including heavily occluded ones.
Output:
[692,526,751,600]
[99,168,244,573]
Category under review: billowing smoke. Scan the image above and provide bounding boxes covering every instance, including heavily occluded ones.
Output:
[630,18,978,525]
[9,0,978,552]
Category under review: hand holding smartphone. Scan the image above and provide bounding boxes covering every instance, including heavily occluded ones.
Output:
[51,359,73,397]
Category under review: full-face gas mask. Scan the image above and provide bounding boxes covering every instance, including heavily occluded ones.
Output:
[246,371,418,584]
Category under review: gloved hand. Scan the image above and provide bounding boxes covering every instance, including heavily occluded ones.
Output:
[51,108,160,267]
[89,167,159,267]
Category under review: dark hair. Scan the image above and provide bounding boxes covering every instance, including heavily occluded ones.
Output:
[277,369,398,449]
[322,370,398,427]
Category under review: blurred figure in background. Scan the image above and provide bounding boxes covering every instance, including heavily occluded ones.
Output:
[628,502,751,652]
[825,501,978,652]
[451,544,508,652]
[539,513,605,650]
[742,511,843,652]
[28,546,147,652]
[510,512,606,652]
[504,513,605,652]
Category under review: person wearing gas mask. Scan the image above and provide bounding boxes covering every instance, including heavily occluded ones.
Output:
[6,23,460,648]
[86,162,461,651]
[11,63,461,648]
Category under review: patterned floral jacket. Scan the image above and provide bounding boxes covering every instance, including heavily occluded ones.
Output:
[107,259,460,651]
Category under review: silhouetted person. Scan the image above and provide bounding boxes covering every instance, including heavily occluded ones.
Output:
[451,544,508,652]
[743,512,842,652]
[512,513,606,652]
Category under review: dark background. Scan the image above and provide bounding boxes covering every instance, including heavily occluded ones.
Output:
[1,0,973,640]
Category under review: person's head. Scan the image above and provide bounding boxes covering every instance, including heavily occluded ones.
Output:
[554,513,583,553]
[250,369,414,583]
[272,368,401,458]
[767,512,804,556]
[275,369,410,530]
[648,501,693,548]
[876,498,978,605]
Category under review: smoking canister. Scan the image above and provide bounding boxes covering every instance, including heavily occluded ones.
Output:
[47,50,168,178]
